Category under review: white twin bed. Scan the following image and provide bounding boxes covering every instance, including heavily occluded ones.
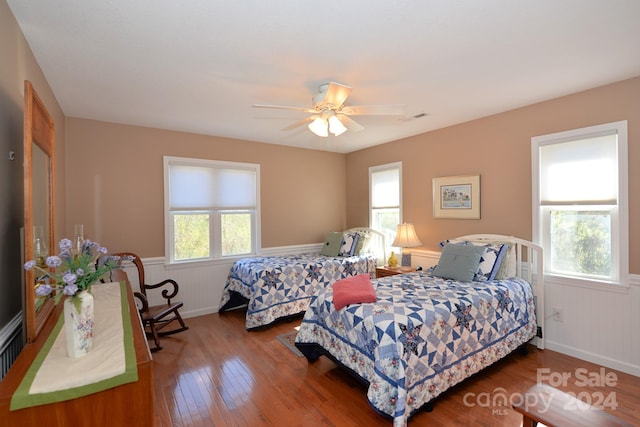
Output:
[294,234,544,426]
[219,228,386,329]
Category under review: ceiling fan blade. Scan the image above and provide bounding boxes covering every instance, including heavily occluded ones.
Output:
[340,104,406,116]
[281,116,316,131]
[253,104,315,113]
[320,82,352,108]
[339,115,364,133]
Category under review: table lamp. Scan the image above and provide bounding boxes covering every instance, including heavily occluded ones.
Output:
[391,223,422,271]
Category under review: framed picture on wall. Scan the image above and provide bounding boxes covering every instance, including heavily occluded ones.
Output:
[432,174,480,219]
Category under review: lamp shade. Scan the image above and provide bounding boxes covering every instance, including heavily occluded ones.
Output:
[308,117,328,137]
[328,114,347,136]
[392,223,422,248]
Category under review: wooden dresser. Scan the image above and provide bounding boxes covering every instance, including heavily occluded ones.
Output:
[0,278,154,426]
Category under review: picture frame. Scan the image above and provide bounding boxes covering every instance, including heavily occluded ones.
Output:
[432,174,480,219]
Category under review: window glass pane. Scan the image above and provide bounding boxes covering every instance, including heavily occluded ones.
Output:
[173,213,210,260]
[221,212,252,256]
[371,168,399,207]
[549,210,611,277]
[372,208,399,254]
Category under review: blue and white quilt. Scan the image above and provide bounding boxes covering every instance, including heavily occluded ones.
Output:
[220,252,376,329]
[295,271,537,427]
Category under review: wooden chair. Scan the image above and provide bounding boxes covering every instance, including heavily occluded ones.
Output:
[113,252,189,352]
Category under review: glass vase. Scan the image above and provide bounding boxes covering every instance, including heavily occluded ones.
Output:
[63,290,94,358]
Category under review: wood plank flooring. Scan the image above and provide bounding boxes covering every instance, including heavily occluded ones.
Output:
[152,310,640,426]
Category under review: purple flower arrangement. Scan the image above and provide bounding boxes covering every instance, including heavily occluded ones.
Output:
[24,238,124,304]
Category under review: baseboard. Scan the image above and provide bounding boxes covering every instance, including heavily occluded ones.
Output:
[182,307,220,319]
[545,339,640,377]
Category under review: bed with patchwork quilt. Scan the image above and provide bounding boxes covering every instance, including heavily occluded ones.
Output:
[219,228,385,329]
[294,235,544,427]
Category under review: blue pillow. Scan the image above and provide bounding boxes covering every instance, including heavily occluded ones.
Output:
[339,232,360,257]
[439,240,508,281]
[433,243,485,282]
[475,243,509,281]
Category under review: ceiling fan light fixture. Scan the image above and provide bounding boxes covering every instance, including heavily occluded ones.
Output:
[328,115,347,136]
[255,81,405,137]
[308,117,328,137]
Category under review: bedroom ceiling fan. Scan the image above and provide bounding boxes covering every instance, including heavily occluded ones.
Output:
[253,82,406,137]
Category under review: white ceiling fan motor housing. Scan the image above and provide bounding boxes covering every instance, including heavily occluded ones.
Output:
[312,84,332,108]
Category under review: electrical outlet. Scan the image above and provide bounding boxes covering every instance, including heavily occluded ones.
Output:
[552,307,563,322]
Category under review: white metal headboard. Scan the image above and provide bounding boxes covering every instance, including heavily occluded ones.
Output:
[346,227,386,267]
[455,234,544,350]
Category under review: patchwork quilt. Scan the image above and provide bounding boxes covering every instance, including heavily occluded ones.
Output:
[295,271,537,427]
[219,252,376,329]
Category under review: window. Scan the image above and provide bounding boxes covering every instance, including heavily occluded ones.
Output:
[532,121,628,284]
[370,162,402,254]
[164,156,260,263]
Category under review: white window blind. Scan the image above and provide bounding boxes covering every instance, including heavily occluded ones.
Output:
[371,167,400,208]
[539,133,618,205]
[169,165,256,209]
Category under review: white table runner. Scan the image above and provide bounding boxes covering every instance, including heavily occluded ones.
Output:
[11,281,138,410]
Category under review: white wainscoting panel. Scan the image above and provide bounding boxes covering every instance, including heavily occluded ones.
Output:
[120,257,234,319]
[543,274,640,376]
[409,249,440,270]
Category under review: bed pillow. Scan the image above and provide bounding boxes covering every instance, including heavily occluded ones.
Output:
[439,239,508,281]
[474,242,508,281]
[495,243,516,279]
[339,232,360,257]
[353,230,372,256]
[433,243,485,282]
[320,232,343,256]
[332,273,377,310]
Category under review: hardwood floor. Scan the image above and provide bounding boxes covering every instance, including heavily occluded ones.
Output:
[152,310,640,426]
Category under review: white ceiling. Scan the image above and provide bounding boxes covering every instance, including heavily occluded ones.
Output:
[8,1,640,153]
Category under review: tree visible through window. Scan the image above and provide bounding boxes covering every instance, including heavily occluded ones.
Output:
[221,212,252,256]
[174,213,210,261]
[550,210,611,277]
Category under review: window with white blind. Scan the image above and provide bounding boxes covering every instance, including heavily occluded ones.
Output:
[370,162,402,254]
[532,121,628,284]
[164,156,260,263]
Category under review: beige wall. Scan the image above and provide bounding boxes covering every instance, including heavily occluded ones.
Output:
[66,77,640,269]
[65,118,347,257]
[346,76,640,274]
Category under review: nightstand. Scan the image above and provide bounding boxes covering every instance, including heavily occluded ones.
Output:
[376,266,406,278]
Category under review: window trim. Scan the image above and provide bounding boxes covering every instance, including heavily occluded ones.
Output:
[164,156,261,265]
[531,120,628,286]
